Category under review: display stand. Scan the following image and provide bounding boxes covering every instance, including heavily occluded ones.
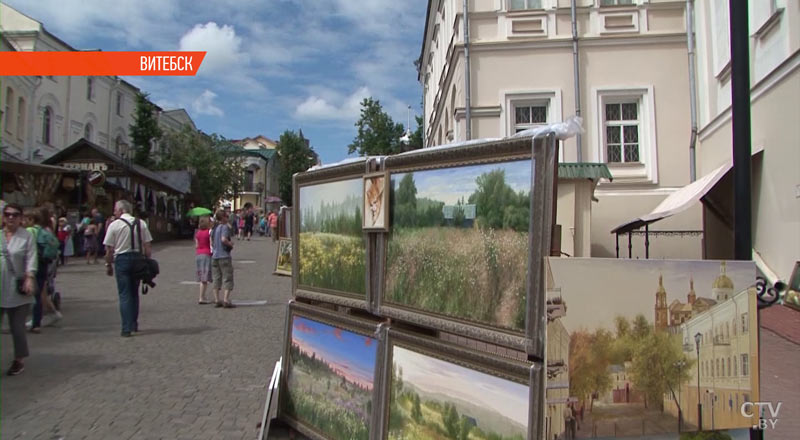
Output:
[258,359,281,440]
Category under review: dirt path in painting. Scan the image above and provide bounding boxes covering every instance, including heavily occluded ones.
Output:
[494,287,518,327]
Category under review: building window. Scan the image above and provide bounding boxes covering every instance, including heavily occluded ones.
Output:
[87,78,94,101]
[732,318,737,336]
[509,0,543,10]
[741,354,749,376]
[715,359,719,377]
[734,356,738,376]
[4,87,13,134]
[727,357,731,377]
[84,123,93,142]
[16,97,25,139]
[604,101,640,163]
[741,313,748,333]
[116,92,123,116]
[514,102,548,133]
[42,106,52,145]
[115,135,123,155]
[600,0,634,6]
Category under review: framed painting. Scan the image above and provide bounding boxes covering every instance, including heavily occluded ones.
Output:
[363,171,390,231]
[378,328,543,440]
[278,301,386,440]
[377,135,557,354]
[545,257,759,439]
[274,238,292,276]
[293,159,369,309]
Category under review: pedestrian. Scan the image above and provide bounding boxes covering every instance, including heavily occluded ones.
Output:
[230,209,240,240]
[56,217,71,265]
[23,207,61,333]
[237,211,245,241]
[210,209,235,308]
[243,204,255,241]
[1,203,37,375]
[83,218,99,264]
[269,210,278,242]
[195,216,213,304]
[103,200,153,337]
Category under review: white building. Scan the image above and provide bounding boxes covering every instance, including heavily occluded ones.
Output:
[418,0,702,259]
[1,4,197,166]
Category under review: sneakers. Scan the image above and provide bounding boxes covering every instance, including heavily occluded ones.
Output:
[120,331,132,337]
[7,360,24,376]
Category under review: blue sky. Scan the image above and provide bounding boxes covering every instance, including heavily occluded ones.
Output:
[291,316,377,389]
[5,0,427,164]
[393,160,533,205]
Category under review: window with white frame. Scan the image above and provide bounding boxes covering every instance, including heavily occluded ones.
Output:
[16,97,25,139]
[42,106,52,145]
[86,78,94,101]
[4,87,13,134]
[593,87,657,183]
[509,0,543,11]
[514,101,548,133]
[604,100,640,163]
[740,354,749,376]
[84,122,93,142]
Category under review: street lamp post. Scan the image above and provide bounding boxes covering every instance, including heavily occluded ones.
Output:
[694,332,703,432]
[674,360,686,432]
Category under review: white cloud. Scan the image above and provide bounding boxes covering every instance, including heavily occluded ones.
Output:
[178,22,247,74]
[192,90,224,117]
[295,87,371,122]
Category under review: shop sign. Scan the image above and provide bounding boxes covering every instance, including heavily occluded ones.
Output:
[61,162,109,171]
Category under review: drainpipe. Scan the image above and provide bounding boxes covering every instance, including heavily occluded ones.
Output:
[26,76,43,162]
[571,0,582,162]
[63,76,71,149]
[463,0,472,140]
[686,0,698,182]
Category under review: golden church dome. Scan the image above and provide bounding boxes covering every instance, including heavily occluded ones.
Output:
[712,261,734,289]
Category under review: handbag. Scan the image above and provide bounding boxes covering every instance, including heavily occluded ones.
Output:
[2,234,29,295]
[119,218,160,294]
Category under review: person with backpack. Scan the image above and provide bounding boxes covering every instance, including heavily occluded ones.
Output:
[103,200,153,337]
[23,207,62,333]
[210,209,235,308]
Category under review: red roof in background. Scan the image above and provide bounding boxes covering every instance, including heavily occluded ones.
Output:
[760,304,800,345]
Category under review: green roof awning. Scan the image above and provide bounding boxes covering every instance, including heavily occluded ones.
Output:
[558,163,612,181]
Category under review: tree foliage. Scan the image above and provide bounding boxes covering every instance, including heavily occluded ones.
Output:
[629,329,694,410]
[409,115,424,150]
[277,130,316,206]
[468,169,530,232]
[348,97,406,156]
[157,126,243,208]
[129,92,163,168]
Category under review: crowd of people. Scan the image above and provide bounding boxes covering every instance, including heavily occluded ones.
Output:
[2,198,283,376]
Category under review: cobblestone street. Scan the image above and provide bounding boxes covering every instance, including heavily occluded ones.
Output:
[1,236,291,440]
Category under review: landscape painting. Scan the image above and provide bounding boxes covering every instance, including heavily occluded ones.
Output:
[545,258,758,440]
[284,315,378,440]
[388,345,529,440]
[275,238,292,276]
[385,159,533,331]
[298,178,366,295]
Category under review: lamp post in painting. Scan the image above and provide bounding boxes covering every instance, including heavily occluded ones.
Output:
[694,332,702,432]
[674,359,686,432]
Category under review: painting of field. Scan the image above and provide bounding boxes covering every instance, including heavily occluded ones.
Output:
[385,159,532,330]
[275,238,292,276]
[388,346,528,440]
[298,178,366,295]
[284,316,377,440]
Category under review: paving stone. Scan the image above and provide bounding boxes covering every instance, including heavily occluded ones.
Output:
[1,237,290,439]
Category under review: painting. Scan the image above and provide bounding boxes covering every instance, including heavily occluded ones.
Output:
[297,178,366,295]
[363,172,389,231]
[283,314,379,440]
[387,344,530,440]
[545,257,758,440]
[275,238,292,276]
[384,158,533,331]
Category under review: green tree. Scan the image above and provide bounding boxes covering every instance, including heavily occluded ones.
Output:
[630,330,694,410]
[129,92,163,168]
[469,169,530,232]
[569,329,615,411]
[348,97,405,156]
[409,115,424,150]
[276,130,316,206]
[411,392,422,423]
[442,403,460,439]
[458,415,473,440]
[393,174,418,228]
[158,127,243,208]
[614,316,631,338]
[632,314,652,340]
[453,197,465,227]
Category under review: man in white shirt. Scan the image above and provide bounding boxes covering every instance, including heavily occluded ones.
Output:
[103,200,152,337]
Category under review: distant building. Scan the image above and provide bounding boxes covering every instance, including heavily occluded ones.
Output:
[442,203,476,227]
[230,135,280,211]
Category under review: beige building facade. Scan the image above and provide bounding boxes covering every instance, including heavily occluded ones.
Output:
[231,135,280,211]
[692,0,799,282]
[419,0,703,259]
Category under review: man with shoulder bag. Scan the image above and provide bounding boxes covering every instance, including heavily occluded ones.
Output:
[103,200,155,337]
[210,209,235,308]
